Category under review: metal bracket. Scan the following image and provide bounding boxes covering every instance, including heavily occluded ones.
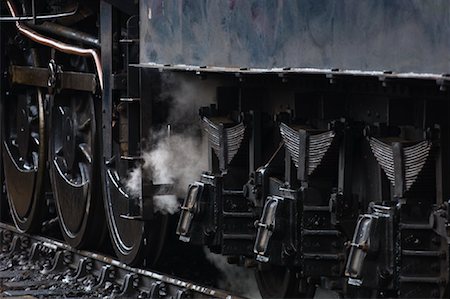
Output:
[93,265,116,290]
[72,257,93,280]
[176,182,205,242]
[10,64,98,93]
[118,273,139,297]
[254,196,283,262]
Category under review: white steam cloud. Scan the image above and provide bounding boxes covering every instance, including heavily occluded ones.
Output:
[124,74,212,214]
[125,132,207,214]
[125,167,142,199]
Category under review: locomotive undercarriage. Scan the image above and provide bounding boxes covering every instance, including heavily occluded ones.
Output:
[0,1,449,298]
[175,74,450,298]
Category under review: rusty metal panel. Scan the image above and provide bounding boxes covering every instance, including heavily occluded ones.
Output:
[140,0,450,74]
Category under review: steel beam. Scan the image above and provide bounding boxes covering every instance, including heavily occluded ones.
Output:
[100,0,113,159]
[10,65,97,93]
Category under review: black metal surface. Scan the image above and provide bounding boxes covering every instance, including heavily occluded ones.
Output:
[0,28,5,223]
[104,0,138,16]
[99,1,147,262]
[100,0,113,160]
[2,1,450,298]
[101,0,146,263]
[399,206,449,298]
[102,14,167,265]
[255,266,301,299]
[124,15,140,162]
[140,0,450,74]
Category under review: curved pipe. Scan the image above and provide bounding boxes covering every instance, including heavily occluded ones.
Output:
[28,21,100,48]
[6,0,103,91]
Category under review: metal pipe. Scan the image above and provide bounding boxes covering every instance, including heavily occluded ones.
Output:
[6,0,103,90]
[0,8,77,22]
[28,21,100,48]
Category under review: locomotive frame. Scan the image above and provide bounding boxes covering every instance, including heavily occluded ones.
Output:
[1,1,450,298]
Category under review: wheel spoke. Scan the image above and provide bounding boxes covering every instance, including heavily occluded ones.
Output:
[58,106,65,117]
[31,132,39,146]
[78,143,92,164]
[78,118,91,132]
[11,138,18,147]
[55,145,63,156]
[31,152,38,169]
[79,162,90,185]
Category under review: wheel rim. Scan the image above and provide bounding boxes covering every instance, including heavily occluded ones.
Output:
[2,42,45,233]
[104,143,167,265]
[50,91,98,247]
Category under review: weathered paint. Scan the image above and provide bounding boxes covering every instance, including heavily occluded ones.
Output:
[140,0,450,74]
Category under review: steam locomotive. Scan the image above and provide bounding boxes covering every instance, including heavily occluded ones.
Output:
[1,0,449,298]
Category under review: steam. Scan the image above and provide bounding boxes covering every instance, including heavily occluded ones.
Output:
[124,74,212,214]
[126,132,207,214]
[204,249,261,299]
[153,195,179,215]
[142,132,207,196]
[125,167,142,199]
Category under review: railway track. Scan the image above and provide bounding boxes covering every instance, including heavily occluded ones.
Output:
[0,222,244,299]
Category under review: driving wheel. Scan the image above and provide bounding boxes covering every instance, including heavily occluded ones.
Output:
[49,81,105,248]
[2,35,46,233]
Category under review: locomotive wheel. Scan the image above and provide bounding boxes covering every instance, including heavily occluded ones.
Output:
[49,89,104,248]
[103,156,167,266]
[2,39,46,233]
[256,265,305,298]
